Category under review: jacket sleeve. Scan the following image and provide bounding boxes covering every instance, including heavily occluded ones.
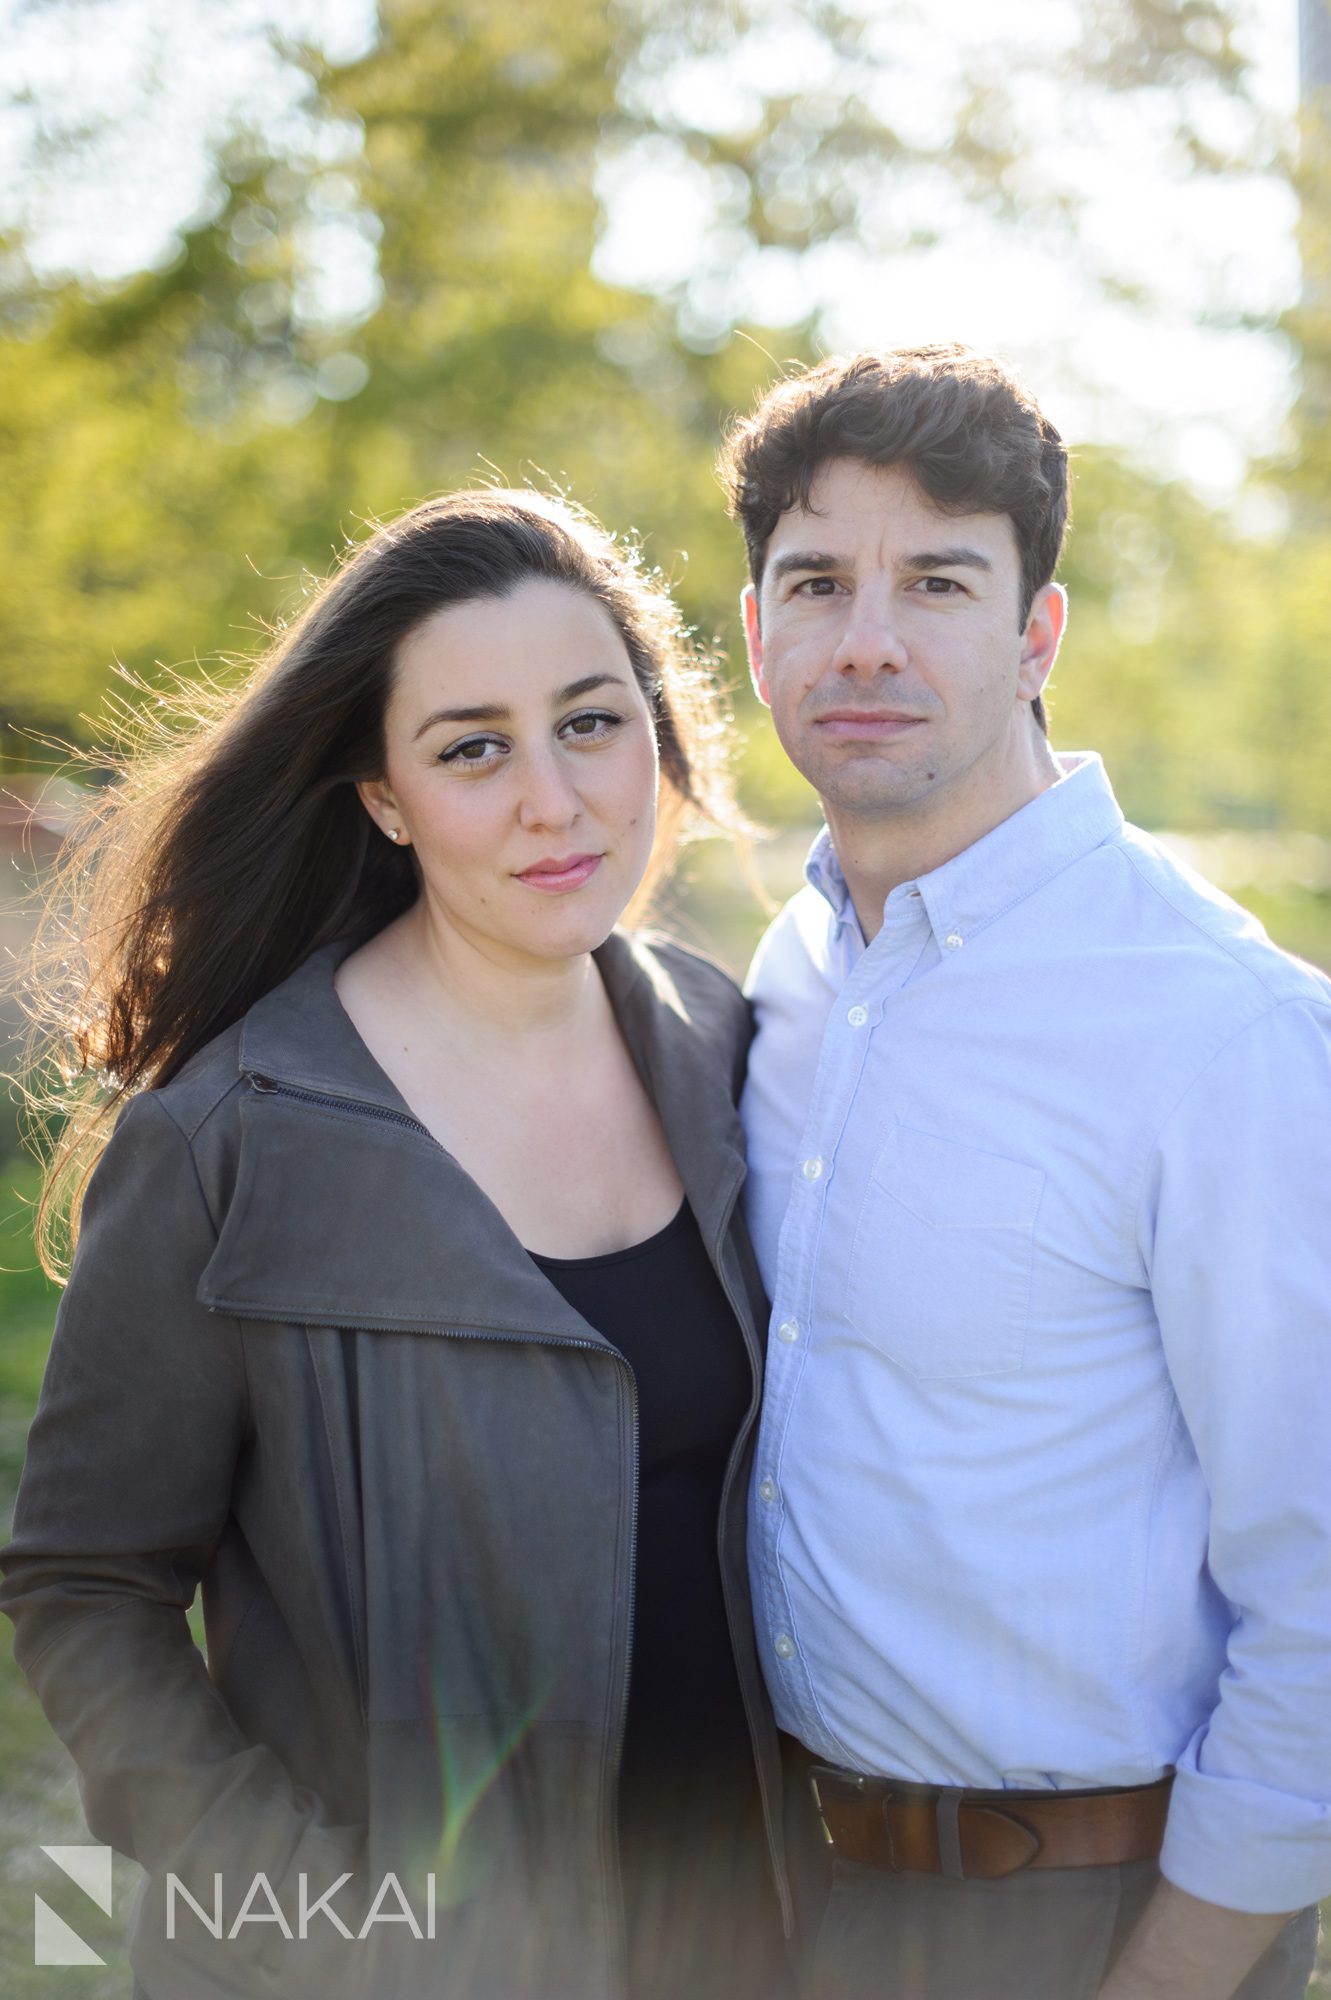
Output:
[0,1090,373,1995]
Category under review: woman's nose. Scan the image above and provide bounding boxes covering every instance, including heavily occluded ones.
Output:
[516,749,583,831]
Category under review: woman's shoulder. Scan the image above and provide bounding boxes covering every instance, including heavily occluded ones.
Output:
[94,1024,251,1240]
[107,941,351,1237]
[143,938,353,1139]
[146,1020,247,1130]
[610,928,753,1079]
[620,927,744,1005]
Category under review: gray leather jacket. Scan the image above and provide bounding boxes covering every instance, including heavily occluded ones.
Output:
[1,933,787,1999]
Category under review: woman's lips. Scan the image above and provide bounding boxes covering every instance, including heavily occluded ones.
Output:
[515,853,604,892]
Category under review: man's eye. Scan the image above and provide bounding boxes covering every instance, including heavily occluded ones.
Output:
[919,576,962,594]
[797,577,839,596]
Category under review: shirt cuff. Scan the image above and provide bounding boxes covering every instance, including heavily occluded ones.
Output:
[1159,1740,1331,1913]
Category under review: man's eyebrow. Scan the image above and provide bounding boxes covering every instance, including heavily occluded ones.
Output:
[766,546,995,584]
[410,673,626,741]
[900,546,993,574]
[767,551,844,582]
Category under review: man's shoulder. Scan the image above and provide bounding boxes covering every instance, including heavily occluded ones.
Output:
[1106,821,1331,1016]
[745,883,839,1000]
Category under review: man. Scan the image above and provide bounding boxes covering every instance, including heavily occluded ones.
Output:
[722,345,1330,2000]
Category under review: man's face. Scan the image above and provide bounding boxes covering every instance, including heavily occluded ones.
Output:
[744,457,1064,837]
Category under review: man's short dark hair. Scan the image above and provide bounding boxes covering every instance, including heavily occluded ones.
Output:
[718,344,1069,733]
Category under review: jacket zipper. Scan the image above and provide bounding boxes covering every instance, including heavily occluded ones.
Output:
[708,1173,795,1934]
[249,1072,437,1138]
[605,1368,638,2000]
[245,1070,640,1991]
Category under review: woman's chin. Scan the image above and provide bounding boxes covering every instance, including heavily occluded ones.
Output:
[489,895,637,967]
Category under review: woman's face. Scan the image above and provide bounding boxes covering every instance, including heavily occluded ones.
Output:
[359,577,660,970]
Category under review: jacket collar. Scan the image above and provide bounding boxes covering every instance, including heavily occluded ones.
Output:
[205,933,747,1339]
[238,932,745,1201]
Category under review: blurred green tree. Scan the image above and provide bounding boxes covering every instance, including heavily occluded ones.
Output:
[0,0,1315,864]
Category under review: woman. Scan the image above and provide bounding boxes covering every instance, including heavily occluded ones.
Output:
[1,491,790,2000]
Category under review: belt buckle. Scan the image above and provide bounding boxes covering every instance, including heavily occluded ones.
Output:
[808,1763,865,1848]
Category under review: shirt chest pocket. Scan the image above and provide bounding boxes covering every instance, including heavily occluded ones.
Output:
[847,1125,1045,1379]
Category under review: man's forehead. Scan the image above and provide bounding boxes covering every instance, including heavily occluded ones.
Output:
[768,457,1018,559]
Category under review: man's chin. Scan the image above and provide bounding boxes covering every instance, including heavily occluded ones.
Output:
[809,760,938,819]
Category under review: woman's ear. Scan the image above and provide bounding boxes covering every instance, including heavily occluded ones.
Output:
[355,779,410,848]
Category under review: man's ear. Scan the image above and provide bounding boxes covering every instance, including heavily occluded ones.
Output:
[1018,582,1067,703]
[742,585,770,707]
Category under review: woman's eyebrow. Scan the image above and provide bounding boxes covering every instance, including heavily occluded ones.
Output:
[411,674,628,740]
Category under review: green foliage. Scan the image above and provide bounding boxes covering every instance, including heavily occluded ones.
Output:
[0,0,1326,866]
[0,0,822,757]
[1051,450,1331,839]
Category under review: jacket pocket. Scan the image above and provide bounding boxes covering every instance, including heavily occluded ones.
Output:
[847,1125,1044,1379]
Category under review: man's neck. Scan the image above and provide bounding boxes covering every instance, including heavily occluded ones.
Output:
[827,746,1062,943]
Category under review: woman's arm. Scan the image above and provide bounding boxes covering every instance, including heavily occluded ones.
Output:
[0,1092,369,1996]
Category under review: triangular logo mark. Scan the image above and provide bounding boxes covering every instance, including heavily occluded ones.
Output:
[40,1843,114,1912]
[34,1895,106,1966]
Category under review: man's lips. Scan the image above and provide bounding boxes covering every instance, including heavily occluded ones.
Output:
[812,710,927,739]
[514,853,604,892]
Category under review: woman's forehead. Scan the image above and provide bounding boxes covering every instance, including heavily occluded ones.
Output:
[387,581,634,723]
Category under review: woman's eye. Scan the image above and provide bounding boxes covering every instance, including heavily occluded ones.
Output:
[439,734,507,767]
[559,709,622,742]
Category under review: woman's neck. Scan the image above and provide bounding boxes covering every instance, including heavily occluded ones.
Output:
[351,901,609,1059]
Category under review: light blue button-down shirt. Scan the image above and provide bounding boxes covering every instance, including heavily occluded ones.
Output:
[742,753,1331,1914]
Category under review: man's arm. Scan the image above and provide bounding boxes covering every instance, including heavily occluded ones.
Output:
[1108,994,1331,1998]
[1097,1881,1293,2000]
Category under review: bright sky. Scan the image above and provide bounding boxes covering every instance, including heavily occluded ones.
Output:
[0,0,1309,499]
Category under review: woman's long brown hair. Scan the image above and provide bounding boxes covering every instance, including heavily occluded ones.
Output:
[16,488,742,1277]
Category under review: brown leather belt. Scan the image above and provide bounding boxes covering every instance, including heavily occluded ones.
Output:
[807,1762,1173,1881]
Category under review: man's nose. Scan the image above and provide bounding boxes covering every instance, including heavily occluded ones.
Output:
[830,583,908,678]
[517,748,583,831]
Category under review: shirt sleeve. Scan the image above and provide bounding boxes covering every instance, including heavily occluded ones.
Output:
[1138,995,1331,1913]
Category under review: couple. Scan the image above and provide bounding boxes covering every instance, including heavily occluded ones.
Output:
[3,346,1328,2000]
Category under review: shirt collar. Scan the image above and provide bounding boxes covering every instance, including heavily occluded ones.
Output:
[803,753,1125,951]
[803,825,858,935]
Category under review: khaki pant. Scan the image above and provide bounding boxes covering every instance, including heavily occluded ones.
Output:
[781,1738,1321,2000]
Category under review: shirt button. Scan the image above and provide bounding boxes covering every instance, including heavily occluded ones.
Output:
[776,1318,801,1344]
[847,1004,869,1027]
[774,1633,796,1661]
[758,1478,778,1504]
[802,1155,825,1180]
[945,931,964,950]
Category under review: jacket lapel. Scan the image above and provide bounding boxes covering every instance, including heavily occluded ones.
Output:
[199,934,747,1339]
[594,931,748,1246]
